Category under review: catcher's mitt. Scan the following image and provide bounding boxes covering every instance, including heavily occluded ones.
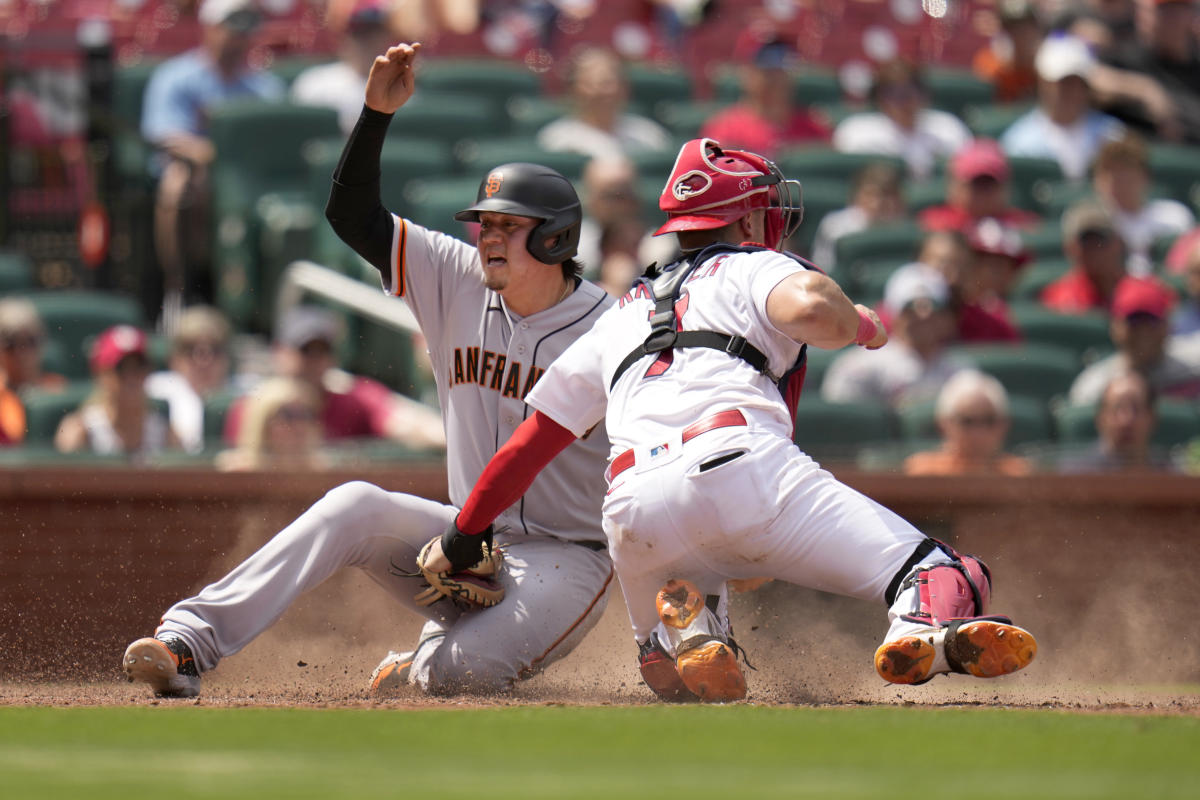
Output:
[413,534,505,608]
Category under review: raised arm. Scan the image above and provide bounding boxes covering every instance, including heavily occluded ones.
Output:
[324,43,423,274]
[766,269,887,350]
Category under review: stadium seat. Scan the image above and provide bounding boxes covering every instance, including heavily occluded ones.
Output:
[625,63,694,117]
[268,56,328,88]
[952,342,1081,404]
[963,102,1033,139]
[17,290,145,380]
[1011,258,1070,300]
[710,65,843,107]
[20,382,90,444]
[792,396,896,463]
[831,220,925,293]
[897,394,1054,448]
[506,96,571,136]
[924,67,995,118]
[1054,397,1200,448]
[454,137,590,182]
[1007,156,1066,213]
[1021,224,1067,260]
[1146,142,1200,207]
[800,346,842,394]
[203,388,243,447]
[418,59,543,118]
[1009,304,1113,363]
[0,249,34,292]
[790,178,854,261]
[401,176,489,237]
[207,102,342,331]
[655,100,725,139]
[776,147,906,186]
[904,176,948,213]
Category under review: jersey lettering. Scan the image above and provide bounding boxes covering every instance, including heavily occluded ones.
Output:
[687,254,727,282]
[618,282,653,308]
[451,348,541,399]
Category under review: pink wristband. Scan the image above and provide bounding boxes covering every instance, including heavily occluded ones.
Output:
[854,310,878,346]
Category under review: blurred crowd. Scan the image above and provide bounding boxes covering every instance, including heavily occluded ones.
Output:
[4,0,1200,473]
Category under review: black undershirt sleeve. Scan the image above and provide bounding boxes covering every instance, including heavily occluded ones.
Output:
[324,105,397,276]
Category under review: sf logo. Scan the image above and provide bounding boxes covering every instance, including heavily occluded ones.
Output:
[485,173,504,198]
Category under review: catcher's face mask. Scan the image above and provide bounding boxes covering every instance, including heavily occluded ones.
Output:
[654,138,803,250]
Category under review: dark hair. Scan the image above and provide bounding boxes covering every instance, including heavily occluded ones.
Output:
[853,162,903,195]
[869,59,925,105]
[1093,131,1149,174]
[562,257,583,280]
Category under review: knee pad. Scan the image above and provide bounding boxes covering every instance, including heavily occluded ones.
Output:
[899,552,993,627]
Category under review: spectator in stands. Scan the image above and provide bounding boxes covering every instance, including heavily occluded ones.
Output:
[215,376,329,471]
[224,306,445,450]
[903,370,1034,476]
[1000,34,1124,181]
[146,305,247,454]
[1059,369,1177,471]
[918,138,1041,233]
[1068,276,1200,404]
[1170,237,1200,336]
[832,59,972,179]
[887,227,1023,343]
[973,0,1044,104]
[810,162,905,270]
[822,267,972,409]
[0,298,67,446]
[1041,201,1128,313]
[54,325,179,461]
[1095,0,1200,144]
[536,46,671,162]
[576,156,677,292]
[1165,226,1200,275]
[1090,132,1194,275]
[141,0,285,319]
[291,0,399,134]
[699,35,831,159]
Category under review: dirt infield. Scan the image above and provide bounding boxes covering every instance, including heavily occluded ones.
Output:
[4,574,1197,715]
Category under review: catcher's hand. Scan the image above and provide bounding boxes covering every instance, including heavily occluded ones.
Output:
[413,533,505,608]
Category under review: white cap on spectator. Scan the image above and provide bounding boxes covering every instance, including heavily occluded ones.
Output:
[199,0,260,30]
[884,263,950,316]
[1035,34,1095,83]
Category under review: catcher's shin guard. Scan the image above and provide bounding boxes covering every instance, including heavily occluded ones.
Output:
[650,579,747,703]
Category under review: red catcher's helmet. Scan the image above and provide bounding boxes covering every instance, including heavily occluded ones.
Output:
[654,138,803,249]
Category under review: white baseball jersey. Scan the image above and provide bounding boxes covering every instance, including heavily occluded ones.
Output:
[520,244,938,652]
[383,217,613,543]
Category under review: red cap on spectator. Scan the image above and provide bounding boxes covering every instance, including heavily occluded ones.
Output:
[1111,277,1176,320]
[952,139,1010,182]
[90,325,148,372]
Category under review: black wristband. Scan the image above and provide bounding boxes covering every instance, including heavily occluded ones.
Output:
[441,521,494,573]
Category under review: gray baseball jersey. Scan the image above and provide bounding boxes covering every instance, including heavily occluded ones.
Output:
[381,217,613,543]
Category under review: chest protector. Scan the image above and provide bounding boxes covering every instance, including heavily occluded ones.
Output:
[609,242,813,421]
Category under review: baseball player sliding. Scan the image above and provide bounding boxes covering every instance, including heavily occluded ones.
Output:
[122,42,617,697]
[423,138,1038,702]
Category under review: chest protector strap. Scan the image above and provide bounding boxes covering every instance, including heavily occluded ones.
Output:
[609,248,774,391]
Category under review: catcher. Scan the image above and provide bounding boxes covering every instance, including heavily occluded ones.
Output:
[122,42,617,697]
[423,137,1038,702]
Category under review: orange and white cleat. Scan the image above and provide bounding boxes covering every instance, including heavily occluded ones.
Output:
[875,618,1037,685]
[654,578,747,702]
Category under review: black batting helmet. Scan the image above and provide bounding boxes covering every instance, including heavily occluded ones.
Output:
[455,162,582,264]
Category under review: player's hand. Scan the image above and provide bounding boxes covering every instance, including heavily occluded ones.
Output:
[421,536,451,574]
[365,42,421,115]
[854,304,888,350]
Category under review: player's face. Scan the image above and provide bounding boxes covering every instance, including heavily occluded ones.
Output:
[476,212,547,292]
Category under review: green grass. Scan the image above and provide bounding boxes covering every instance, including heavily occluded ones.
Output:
[1,704,1198,798]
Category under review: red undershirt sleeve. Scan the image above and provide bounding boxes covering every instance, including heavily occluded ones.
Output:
[456,410,579,534]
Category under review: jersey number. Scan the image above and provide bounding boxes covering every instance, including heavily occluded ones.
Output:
[643,291,689,380]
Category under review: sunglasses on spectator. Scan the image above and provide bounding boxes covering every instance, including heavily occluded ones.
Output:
[952,414,1001,428]
[274,405,316,423]
[180,341,227,359]
[1,333,43,351]
[1078,229,1113,247]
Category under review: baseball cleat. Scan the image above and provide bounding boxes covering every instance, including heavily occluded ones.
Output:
[369,650,414,694]
[656,578,704,629]
[944,619,1038,679]
[122,635,201,698]
[675,638,747,702]
[875,619,1037,684]
[874,634,938,684]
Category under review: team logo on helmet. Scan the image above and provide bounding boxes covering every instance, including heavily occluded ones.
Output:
[484,173,504,198]
[671,170,713,201]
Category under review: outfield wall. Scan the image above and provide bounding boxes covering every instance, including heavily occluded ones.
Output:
[2,466,1197,684]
